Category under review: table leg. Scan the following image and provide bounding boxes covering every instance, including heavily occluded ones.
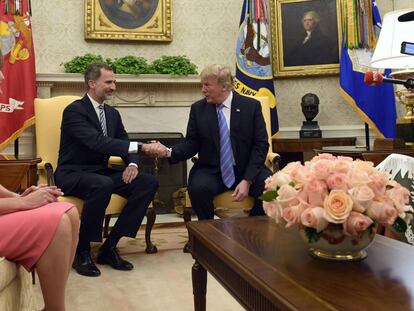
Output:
[192,260,207,311]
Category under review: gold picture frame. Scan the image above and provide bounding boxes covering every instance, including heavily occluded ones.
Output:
[85,0,172,42]
[270,0,341,77]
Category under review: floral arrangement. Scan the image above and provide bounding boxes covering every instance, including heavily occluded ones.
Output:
[261,154,413,242]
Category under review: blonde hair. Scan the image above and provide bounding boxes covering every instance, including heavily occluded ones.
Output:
[200,64,233,90]
[302,11,320,23]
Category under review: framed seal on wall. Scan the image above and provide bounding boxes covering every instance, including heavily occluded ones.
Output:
[85,0,172,42]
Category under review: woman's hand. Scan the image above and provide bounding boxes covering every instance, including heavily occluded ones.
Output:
[20,186,64,210]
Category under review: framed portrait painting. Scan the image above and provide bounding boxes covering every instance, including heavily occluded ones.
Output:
[85,0,172,42]
[270,0,341,77]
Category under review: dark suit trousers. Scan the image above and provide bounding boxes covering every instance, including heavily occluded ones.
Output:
[187,166,272,220]
[66,168,158,242]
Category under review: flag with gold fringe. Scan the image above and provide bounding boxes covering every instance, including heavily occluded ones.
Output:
[0,0,36,151]
[339,0,396,138]
[234,0,279,135]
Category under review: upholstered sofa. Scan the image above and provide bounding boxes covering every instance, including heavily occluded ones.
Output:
[0,257,36,310]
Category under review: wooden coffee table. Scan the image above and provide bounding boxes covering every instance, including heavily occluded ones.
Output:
[187,217,414,310]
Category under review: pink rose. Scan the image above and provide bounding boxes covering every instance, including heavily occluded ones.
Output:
[303,179,328,206]
[326,173,349,191]
[311,153,337,162]
[343,211,374,236]
[387,184,410,210]
[277,184,299,208]
[348,185,375,212]
[310,159,333,181]
[281,161,303,175]
[332,157,353,174]
[300,206,329,232]
[348,169,371,187]
[263,201,283,223]
[289,167,310,187]
[264,172,292,191]
[366,201,398,225]
[368,172,389,197]
[323,190,353,223]
[282,201,307,228]
[353,160,376,174]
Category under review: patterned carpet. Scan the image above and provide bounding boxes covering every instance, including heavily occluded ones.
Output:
[91,224,189,256]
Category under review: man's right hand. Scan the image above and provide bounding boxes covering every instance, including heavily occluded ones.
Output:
[142,142,170,158]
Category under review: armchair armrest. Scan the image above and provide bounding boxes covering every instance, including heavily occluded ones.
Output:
[37,161,56,186]
[108,156,125,167]
[266,152,280,173]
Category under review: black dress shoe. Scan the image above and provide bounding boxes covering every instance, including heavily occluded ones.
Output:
[97,247,133,271]
[72,250,101,277]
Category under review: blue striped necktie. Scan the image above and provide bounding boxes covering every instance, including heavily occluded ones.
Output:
[217,104,235,188]
[98,104,107,136]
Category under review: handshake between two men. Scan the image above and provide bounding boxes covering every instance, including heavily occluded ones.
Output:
[141,141,171,158]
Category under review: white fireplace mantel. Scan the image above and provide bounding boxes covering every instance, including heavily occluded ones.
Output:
[36,73,202,107]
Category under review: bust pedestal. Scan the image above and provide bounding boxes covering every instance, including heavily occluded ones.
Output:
[300,121,322,138]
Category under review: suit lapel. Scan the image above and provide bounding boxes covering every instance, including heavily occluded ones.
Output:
[83,95,101,131]
[230,93,241,146]
[205,101,220,151]
[104,106,115,137]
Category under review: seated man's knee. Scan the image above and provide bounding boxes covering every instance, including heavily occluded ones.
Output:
[94,176,115,193]
[134,174,159,192]
[188,181,212,198]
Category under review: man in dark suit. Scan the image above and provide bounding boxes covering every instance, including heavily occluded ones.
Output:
[55,63,158,277]
[150,64,272,219]
[284,10,339,66]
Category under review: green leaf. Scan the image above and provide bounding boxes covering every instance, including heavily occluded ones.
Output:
[392,217,408,233]
[111,56,154,74]
[304,227,321,243]
[259,190,278,202]
[151,55,198,75]
[61,54,107,73]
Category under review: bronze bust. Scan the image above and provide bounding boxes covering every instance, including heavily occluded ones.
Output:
[300,93,322,138]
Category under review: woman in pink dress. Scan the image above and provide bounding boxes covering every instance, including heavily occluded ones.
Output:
[0,52,79,311]
[0,184,79,311]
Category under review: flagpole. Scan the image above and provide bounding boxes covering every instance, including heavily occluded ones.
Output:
[14,139,19,157]
[365,123,370,151]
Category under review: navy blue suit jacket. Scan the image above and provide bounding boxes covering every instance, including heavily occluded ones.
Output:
[170,92,269,184]
[55,94,137,193]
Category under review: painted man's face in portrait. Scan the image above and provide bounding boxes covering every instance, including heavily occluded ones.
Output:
[302,14,317,31]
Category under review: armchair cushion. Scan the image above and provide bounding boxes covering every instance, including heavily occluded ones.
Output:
[0,257,36,311]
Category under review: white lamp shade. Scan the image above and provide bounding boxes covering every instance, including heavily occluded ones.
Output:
[371,9,414,69]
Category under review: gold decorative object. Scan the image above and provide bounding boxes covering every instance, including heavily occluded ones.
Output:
[85,0,172,42]
[392,70,414,123]
[299,224,377,261]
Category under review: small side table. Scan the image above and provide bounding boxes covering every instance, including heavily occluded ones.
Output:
[0,155,41,192]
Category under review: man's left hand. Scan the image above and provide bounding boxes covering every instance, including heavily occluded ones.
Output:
[122,165,139,184]
[232,180,251,202]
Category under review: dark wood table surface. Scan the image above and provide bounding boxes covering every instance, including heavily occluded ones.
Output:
[272,137,356,168]
[188,216,414,311]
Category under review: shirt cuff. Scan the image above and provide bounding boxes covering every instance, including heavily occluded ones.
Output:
[128,163,138,168]
[129,142,138,153]
[166,147,172,158]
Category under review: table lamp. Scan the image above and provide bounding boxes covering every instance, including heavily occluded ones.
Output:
[370,9,414,145]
